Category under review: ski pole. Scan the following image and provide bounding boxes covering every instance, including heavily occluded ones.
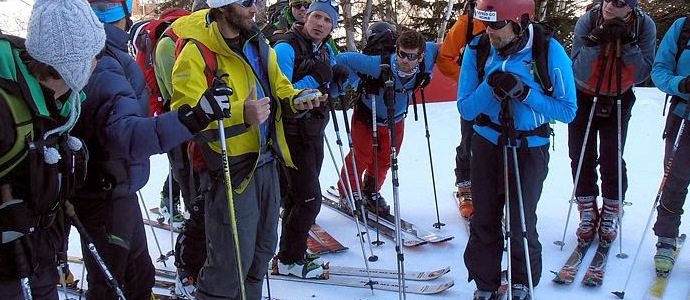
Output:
[324,134,376,294]
[369,64,389,246]
[137,191,168,266]
[1,185,33,300]
[328,95,378,263]
[612,112,689,299]
[418,80,445,229]
[65,203,127,300]
[384,77,407,300]
[338,92,378,262]
[167,166,175,262]
[614,39,628,259]
[554,42,612,249]
[502,144,513,300]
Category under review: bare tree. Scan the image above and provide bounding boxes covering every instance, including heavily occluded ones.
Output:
[341,0,357,50]
[361,0,373,47]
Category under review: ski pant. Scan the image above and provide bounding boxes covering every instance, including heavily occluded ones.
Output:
[175,170,208,279]
[568,89,635,200]
[653,110,690,238]
[0,209,69,300]
[196,161,280,300]
[162,142,199,212]
[464,135,548,291]
[337,114,405,196]
[73,194,155,300]
[278,116,327,263]
[454,118,474,185]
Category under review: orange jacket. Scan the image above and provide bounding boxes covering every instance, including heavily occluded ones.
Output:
[437,14,486,82]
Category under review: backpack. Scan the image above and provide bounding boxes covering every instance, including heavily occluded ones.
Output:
[663,16,690,115]
[470,22,555,97]
[131,7,191,116]
[265,0,289,28]
[270,29,332,83]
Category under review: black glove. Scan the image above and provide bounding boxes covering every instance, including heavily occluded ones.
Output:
[332,63,350,86]
[311,61,333,86]
[588,18,633,44]
[487,72,530,102]
[680,76,690,94]
[179,80,233,134]
[0,198,33,245]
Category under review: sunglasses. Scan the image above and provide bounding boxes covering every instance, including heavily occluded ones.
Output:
[291,2,310,9]
[604,0,628,8]
[483,20,510,30]
[396,49,421,61]
[240,0,256,8]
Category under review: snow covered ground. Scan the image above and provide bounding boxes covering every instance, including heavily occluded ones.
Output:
[59,87,690,300]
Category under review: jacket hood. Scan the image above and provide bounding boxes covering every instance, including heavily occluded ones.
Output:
[172,9,263,57]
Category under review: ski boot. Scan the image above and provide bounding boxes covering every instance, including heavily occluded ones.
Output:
[175,270,197,299]
[511,284,530,300]
[654,236,678,277]
[456,181,473,219]
[575,196,598,245]
[598,198,620,246]
[473,290,497,300]
[365,192,390,216]
[271,256,329,279]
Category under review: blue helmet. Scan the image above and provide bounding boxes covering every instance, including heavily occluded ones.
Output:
[89,0,133,23]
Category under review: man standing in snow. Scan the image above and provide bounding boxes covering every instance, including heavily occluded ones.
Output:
[569,0,655,248]
[169,0,325,298]
[650,15,690,277]
[458,0,576,298]
[271,0,348,279]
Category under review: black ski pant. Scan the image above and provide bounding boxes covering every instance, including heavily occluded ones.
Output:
[174,171,207,279]
[454,118,474,185]
[654,111,690,239]
[278,116,327,263]
[568,90,635,200]
[162,142,199,213]
[73,194,155,300]
[0,209,69,300]
[464,135,548,291]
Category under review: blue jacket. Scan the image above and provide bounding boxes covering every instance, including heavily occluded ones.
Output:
[274,39,337,91]
[458,24,577,147]
[652,17,690,119]
[337,42,438,125]
[73,24,193,197]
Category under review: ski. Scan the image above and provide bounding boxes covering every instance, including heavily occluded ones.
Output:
[552,241,593,284]
[69,256,179,280]
[645,234,686,300]
[143,218,182,233]
[268,274,454,294]
[321,195,428,247]
[581,242,612,287]
[307,233,331,255]
[311,223,348,253]
[327,186,453,243]
[327,265,450,281]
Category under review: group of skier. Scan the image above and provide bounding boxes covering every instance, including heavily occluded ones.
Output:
[3,0,690,299]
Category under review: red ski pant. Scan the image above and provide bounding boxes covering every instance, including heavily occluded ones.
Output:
[338,116,405,196]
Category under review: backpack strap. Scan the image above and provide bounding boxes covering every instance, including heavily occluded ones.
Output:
[472,33,491,83]
[175,38,219,86]
[531,23,554,96]
[0,89,33,179]
[675,16,690,64]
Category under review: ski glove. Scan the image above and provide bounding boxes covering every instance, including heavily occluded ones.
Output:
[332,63,350,86]
[179,80,233,134]
[588,18,634,45]
[0,186,33,245]
[679,75,690,94]
[487,71,530,102]
[311,61,333,86]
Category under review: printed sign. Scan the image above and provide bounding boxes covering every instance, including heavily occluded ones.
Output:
[474,9,497,22]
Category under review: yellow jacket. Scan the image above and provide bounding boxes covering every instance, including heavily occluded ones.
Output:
[437,14,486,82]
[170,10,300,192]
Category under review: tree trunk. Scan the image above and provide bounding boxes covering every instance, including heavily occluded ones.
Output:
[341,0,357,51]
[437,0,455,42]
[361,0,373,48]
[537,0,548,21]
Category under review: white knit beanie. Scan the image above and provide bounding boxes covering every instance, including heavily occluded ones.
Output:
[25,0,106,162]
[207,0,241,8]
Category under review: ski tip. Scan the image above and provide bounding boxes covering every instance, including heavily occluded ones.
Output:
[611,291,625,299]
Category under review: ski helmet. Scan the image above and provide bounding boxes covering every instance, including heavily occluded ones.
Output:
[473,0,534,25]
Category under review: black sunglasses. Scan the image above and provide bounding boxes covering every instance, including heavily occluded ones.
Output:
[240,0,256,8]
[604,0,628,8]
[291,2,310,9]
[483,20,510,30]
[396,49,421,61]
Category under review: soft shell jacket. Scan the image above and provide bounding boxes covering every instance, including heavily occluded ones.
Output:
[652,17,690,119]
[458,24,577,147]
[170,10,301,192]
[437,14,486,82]
[73,23,193,196]
[571,8,656,96]
[337,42,439,125]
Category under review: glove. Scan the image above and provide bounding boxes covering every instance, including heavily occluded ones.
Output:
[0,186,33,245]
[679,76,690,94]
[487,72,530,102]
[311,61,333,86]
[588,18,633,44]
[179,80,233,134]
[332,63,350,86]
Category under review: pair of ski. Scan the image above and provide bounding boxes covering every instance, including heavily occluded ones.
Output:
[269,266,453,295]
[642,234,686,300]
[552,237,616,286]
[143,216,347,255]
[323,186,454,247]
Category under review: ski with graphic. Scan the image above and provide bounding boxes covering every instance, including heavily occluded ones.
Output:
[645,234,686,300]
[552,241,593,284]
[325,186,453,244]
[143,218,182,233]
[581,242,612,287]
[307,233,331,255]
[268,273,454,294]
[311,223,348,253]
[327,265,450,281]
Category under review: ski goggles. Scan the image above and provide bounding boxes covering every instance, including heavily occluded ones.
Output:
[396,49,421,61]
[291,2,310,9]
[604,0,629,8]
[240,0,256,8]
[483,20,510,30]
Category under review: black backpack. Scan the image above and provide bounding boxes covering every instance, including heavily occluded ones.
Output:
[664,16,690,115]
